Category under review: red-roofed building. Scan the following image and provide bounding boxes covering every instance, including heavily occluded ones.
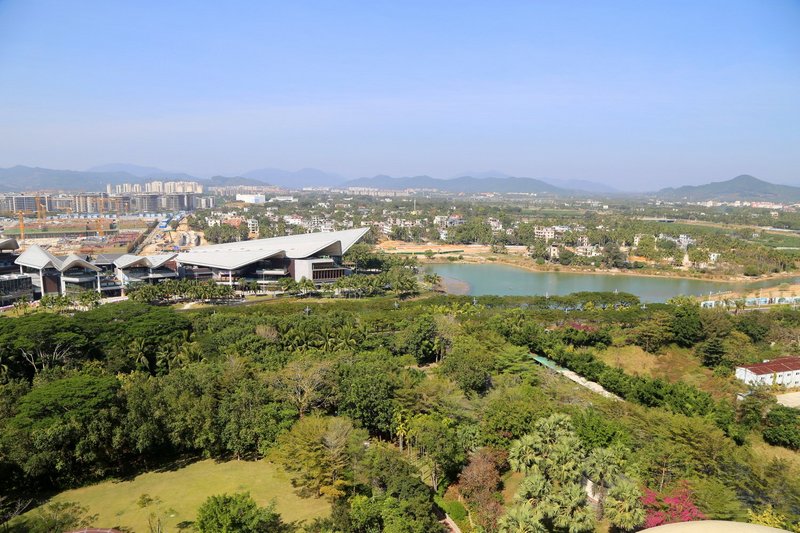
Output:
[735,356,800,387]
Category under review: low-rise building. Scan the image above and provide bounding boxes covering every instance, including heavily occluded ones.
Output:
[735,357,800,388]
[236,194,266,204]
[16,245,102,296]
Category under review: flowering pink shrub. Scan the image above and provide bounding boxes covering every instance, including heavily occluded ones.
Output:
[642,482,705,528]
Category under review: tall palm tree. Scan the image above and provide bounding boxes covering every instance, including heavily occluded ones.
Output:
[604,480,646,532]
[498,504,546,533]
[392,410,409,452]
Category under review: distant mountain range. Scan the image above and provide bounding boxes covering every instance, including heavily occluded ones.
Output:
[344,175,569,195]
[0,165,796,201]
[451,171,617,194]
[240,168,346,189]
[656,175,800,202]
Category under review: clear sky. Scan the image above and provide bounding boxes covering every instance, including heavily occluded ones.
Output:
[0,0,798,188]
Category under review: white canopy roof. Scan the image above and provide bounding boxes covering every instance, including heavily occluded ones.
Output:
[114,253,177,270]
[176,227,369,271]
[15,245,100,272]
[0,237,19,251]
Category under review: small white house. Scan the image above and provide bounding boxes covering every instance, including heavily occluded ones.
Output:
[735,357,800,388]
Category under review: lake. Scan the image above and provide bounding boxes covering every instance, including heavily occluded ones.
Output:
[425,263,799,303]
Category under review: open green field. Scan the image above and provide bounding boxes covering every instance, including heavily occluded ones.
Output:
[13,459,329,532]
[595,344,743,399]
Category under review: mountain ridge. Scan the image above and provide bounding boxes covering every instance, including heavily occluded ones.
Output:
[656,174,800,202]
[343,175,569,195]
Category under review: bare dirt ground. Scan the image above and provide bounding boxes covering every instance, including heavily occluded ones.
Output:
[777,391,800,408]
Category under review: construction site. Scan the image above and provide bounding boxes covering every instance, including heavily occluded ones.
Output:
[0,194,166,257]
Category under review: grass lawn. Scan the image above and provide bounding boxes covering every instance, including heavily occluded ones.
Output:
[13,459,329,532]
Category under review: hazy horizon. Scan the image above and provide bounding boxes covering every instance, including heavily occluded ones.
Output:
[1,1,798,188]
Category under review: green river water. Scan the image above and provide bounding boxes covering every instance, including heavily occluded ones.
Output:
[425,263,799,303]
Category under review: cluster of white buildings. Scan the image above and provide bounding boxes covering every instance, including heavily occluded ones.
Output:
[107,180,204,195]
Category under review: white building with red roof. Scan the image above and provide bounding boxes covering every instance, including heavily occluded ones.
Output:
[735,356,800,388]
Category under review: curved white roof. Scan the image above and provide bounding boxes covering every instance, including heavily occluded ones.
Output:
[0,237,19,251]
[176,227,369,270]
[114,253,177,270]
[15,245,100,272]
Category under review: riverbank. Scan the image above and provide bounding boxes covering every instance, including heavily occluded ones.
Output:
[425,252,798,285]
[378,241,799,284]
[702,282,800,302]
[423,262,800,302]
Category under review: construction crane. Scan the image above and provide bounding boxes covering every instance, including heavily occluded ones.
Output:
[34,195,46,221]
[96,196,105,237]
[17,211,25,240]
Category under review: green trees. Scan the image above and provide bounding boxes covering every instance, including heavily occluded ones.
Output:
[195,492,288,533]
[604,480,646,531]
[763,406,800,450]
[440,335,493,394]
[336,354,399,434]
[353,445,444,533]
[402,315,440,365]
[668,296,704,347]
[499,504,546,533]
[632,311,674,353]
[219,378,297,459]
[271,415,366,499]
[407,414,466,491]
[5,374,121,485]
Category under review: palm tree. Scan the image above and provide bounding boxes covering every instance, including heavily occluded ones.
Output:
[498,504,546,533]
[514,468,550,507]
[585,447,623,517]
[534,413,574,447]
[549,483,595,533]
[156,346,178,374]
[604,480,646,532]
[130,338,151,373]
[509,434,540,474]
[298,277,316,297]
[392,410,409,452]
[547,436,583,485]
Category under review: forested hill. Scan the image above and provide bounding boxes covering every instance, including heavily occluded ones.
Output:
[343,175,570,195]
[657,175,800,202]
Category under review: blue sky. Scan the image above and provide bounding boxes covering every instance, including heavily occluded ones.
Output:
[0,0,798,188]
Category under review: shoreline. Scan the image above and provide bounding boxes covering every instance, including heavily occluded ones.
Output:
[423,254,799,285]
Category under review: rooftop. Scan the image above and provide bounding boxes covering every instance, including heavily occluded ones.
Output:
[15,245,100,272]
[175,227,369,271]
[739,356,800,376]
